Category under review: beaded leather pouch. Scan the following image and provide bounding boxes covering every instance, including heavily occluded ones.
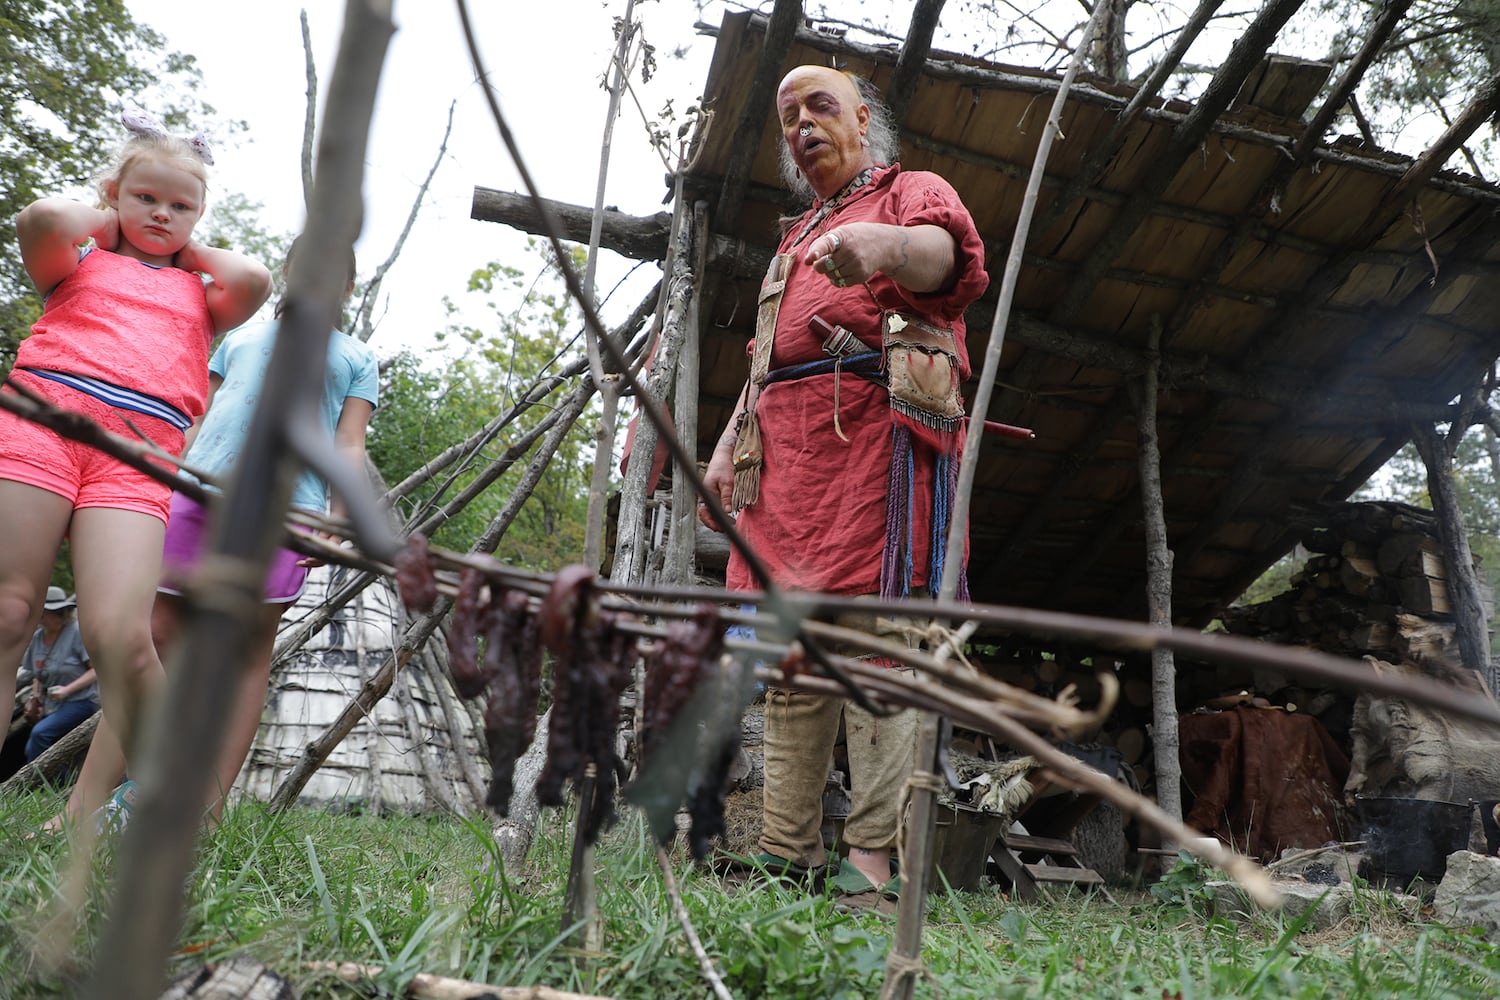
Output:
[882,310,964,434]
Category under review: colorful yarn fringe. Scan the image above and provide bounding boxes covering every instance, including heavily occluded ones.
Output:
[880,424,969,601]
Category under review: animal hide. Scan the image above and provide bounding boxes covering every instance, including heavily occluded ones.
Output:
[1346,656,1500,804]
[1180,706,1350,862]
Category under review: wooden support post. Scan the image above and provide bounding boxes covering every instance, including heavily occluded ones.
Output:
[1129,322,1183,850]
[611,197,695,587]
[562,185,695,948]
[579,0,640,576]
[664,201,710,587]
[882,712,942,1000]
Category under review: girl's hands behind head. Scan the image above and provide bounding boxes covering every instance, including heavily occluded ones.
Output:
[172,237,207,274]
[95,208,120,253]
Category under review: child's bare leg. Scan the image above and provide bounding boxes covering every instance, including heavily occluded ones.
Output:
[69,507,168,762]
[55,714,128,828]
[0,481,73,667]
[202,602,283,823]
[51,589,276,830]
[151,590,186,651]
[155,590,281,822]
[51,590,182,830]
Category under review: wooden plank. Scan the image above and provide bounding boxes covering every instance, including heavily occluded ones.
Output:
[1004,833,1079,855]
[989,845,1042,901]
[1231,55,1333,120]
[1025,863,1105,884]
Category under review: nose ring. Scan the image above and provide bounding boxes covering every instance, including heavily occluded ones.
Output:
[799,124,812,137]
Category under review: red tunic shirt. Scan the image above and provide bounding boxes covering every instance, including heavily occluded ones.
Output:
[726,165,989,596]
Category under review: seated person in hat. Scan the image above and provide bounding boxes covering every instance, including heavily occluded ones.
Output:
[21,586,98,763]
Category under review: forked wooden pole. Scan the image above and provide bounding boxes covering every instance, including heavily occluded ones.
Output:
[82,3,396,997]
[886,6,1112,999]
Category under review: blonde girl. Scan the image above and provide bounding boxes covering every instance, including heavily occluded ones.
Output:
[1,109,271,789]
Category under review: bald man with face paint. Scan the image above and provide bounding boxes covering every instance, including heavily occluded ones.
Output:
[700,67,989,910]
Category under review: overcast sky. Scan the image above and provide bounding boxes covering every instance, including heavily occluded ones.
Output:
[122,0,717,358]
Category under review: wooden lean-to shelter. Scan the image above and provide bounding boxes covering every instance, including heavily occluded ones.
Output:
[475,7,1500,634]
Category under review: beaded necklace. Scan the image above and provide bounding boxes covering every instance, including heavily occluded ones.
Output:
[789,166,879,250]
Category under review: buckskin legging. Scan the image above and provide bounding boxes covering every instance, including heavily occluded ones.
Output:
[758,605,925,869]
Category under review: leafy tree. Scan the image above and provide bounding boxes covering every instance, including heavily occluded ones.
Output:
[1236,550,1299,605]
[198,192,292,290]
[1,0,237,366]
[1298,0,1500,177]
[369,247,598,570]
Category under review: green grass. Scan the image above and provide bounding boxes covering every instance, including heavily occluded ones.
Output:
[1,787,1497,998]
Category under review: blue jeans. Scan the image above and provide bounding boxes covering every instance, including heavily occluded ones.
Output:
[25,700,98,762]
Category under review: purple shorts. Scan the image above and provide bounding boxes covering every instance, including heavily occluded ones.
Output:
[160,492,309,603]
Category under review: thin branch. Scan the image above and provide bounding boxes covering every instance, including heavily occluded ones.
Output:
[354,100,456,342]
[656,846,735,1000]
[453,0,782,596]
[299,9,317,212]
[1347,92,1379,147]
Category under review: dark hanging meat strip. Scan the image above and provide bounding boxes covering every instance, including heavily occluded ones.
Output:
[483,589,541,814]
[576,613,635,843]
[640,603,724,767]
[536,566,597,809]
[393,533,438,611]
[684,729,740,860]
[446,568,488,698]
[636,603,733,855]
[534,565,637,845]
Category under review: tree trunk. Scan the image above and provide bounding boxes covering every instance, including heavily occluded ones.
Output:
[664,200,709,588]
[1411,422,1495,692]
[1089,0,1130,82]
[1131,326,1183,842]
[0,709,97,793]
[492,711,550,873]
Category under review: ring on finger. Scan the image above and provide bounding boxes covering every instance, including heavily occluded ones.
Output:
[829,231,842,252]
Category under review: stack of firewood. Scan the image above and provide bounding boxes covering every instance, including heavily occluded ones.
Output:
[1219,501,1489,664]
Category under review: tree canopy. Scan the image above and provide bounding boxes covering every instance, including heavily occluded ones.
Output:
[370,246,598,569]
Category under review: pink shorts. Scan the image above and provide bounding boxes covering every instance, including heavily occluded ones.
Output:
[0,372,183,524]
[160,492,310,604]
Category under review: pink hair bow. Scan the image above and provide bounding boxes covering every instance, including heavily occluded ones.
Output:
[121,107,215,166]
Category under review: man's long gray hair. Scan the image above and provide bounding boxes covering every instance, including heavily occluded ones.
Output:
[779,73,898,204]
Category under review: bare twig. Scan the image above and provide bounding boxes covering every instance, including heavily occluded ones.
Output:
[353,100,456,342]
[299,10,317,211]
[656,846,735,1000]
[1264,842,1367,873]
[6,369,1492,733]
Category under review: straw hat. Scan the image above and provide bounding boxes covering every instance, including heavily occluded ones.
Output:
[42,586,75,612]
